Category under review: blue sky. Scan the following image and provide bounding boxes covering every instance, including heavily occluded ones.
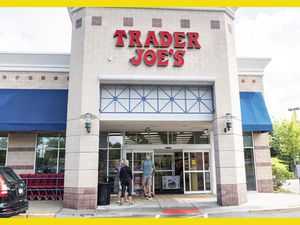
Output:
[0,7,299,120]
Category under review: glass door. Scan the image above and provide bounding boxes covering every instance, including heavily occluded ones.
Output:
[125,150,154,195]
[154,153,174,193]
[183,151,211,193]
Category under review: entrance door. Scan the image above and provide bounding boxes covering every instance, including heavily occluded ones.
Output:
[125,150,154,195]
[154,153,174,193]
[183,151,211,193]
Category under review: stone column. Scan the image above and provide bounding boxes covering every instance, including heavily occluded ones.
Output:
[6,133,36,174]
[213,15,247,206]
[63,8,100,209]
[253,132,273,192]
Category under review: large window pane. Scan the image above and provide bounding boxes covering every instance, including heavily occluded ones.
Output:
[59,136,66,148]
[194,132,210,144]
[205,172,211,191]
[170,132,194,144]
[0,136,8,148]
[36,134,65,174]
[58,150,65,173]
[191,172,204,191]
[108,149,121,175]
[35,148,58,174]
[204,152,209,170]
[154,155,172,170]
[109,132,123,148]
[149,132,168,144]
[243,132,253,147]
[244,148,256,191]
[125,132,137,145]
[133,152,147,172]
[137,133,149,144]
[98,149,107,182]
[100,132,108,148]
[189,152,203,171]
[37,136,59,149]
[0,150,6,166]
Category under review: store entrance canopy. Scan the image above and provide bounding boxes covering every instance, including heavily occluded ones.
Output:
[240,92,273,132]
[0,89,68,131]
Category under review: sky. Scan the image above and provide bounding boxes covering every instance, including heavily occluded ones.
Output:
[0,7,299,121]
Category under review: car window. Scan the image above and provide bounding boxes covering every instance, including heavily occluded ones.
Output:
[0,168,20,182]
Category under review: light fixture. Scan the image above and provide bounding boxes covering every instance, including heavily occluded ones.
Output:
[288,107,300,114]
[80,113,97,133]
[224,113,232,133]
[203,129,210,136]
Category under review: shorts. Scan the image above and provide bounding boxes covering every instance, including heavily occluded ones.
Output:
[142,175,152,186]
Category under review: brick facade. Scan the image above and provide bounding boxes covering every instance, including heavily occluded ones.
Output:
[253,132,273,193]
[217,183,247,206]
[64,187,97,209]
[6,133,36,174]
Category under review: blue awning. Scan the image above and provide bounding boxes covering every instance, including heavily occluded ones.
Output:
[0,89,68,131]
[240,92,272,132]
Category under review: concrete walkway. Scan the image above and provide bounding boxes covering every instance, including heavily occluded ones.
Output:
[15,192,300,218]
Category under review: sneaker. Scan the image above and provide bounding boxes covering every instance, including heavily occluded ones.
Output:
[129,202,134,206]
[148,197,152,200]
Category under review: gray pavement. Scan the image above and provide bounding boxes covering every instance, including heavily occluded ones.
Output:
[14,191,300,218]
[283,179,300,194]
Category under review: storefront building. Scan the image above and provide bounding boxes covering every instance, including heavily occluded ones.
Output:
[0,7,273,209]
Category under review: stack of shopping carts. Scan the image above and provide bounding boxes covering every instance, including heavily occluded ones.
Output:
[19,173,64,200]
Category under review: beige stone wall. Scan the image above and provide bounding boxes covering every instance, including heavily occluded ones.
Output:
[253,132,273,192]
[63,7,247,208]
[6,133,36,174]
[238,75,264,92]
[0,71,69,89]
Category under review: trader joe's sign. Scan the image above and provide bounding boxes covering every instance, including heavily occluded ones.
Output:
[113,30,201,67]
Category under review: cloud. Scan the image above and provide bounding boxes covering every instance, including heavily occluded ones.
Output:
[0,8,71,53]
[235,8,300,120]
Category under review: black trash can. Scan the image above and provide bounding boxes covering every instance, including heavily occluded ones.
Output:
[98,182,111,205]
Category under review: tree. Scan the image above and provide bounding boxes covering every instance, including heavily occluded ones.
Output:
[270,114,300,172]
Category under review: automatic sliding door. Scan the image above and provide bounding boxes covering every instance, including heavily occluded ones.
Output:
[125,151,153,195]
[183,151,211,193]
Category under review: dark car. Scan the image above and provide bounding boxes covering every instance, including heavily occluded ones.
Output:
[0,167,29,217]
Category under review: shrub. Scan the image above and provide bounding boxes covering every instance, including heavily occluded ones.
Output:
[272,166,293,190]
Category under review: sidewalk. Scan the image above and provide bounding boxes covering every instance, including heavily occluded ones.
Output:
[16,192,300,218]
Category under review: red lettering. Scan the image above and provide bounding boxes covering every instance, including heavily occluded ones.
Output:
[173,50,186,67]
[187,32,201,49]
[128,30,142,47]
[157,50,169,67]
[129,49,145,66]
[173,32,186,48]
[144,31,160,48]
[113,30,127,47]
[143,49,156,66]
[159,31,173,48]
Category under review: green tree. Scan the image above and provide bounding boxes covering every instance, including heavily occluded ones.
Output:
[270,114,300,172]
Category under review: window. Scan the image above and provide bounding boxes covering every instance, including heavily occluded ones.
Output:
[35,134,65,174]
[243,132,256,191]
[100,85,214,114]
[125,131,209,145]
[0,135,8,166]
[99,132,123,194]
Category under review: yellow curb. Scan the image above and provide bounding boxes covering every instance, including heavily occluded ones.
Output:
[249,207,300,214]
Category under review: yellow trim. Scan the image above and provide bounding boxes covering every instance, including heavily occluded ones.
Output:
[1,0,300,7]
[2,218,300,224]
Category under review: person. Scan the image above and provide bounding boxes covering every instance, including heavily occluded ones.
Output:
[119,160,133,205]
[142,154,155,200]
[117,160,128,204]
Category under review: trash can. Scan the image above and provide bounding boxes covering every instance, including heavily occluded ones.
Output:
[98,182,111,205]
